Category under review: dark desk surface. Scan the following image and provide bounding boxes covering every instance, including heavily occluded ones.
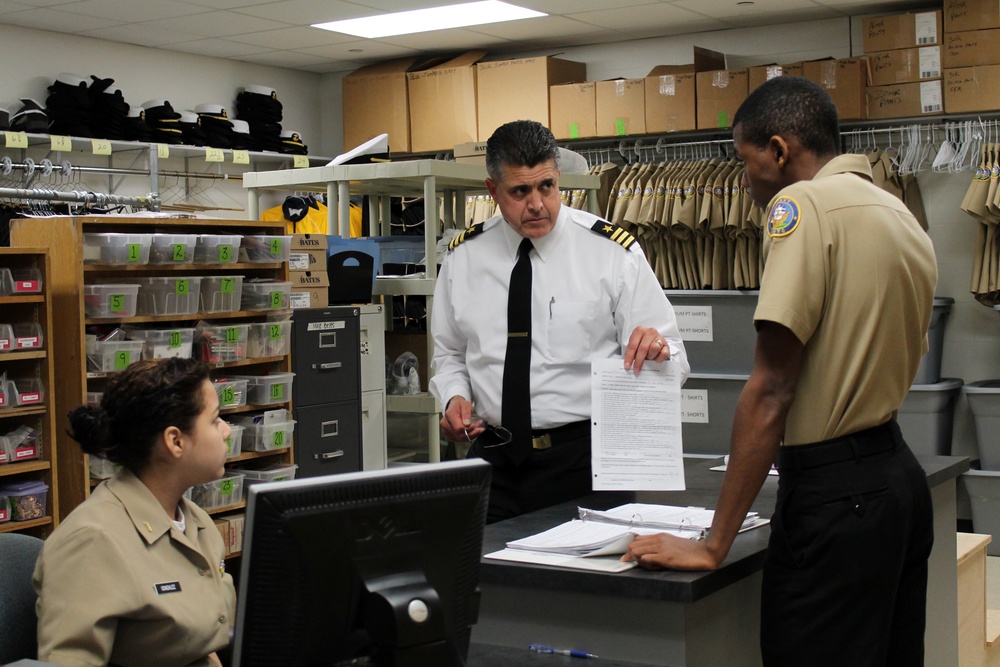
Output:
[479,455,968,605]
[469,643,655,666]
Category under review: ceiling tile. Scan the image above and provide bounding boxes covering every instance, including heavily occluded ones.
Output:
[0,6,120,31]
[81,21,204,45]
[296,39,421,62]
[463,14,608,42]
[234,48,330,67]
[671,0,825,20]
[62,0,206,22]
[378,27,512,51]
[138,9,292,37]
[175,0,280,7]
[0,1,33,13]
[232,0,376,24]
[226,25,353,49]
[297,59,365,73]
[567,2,715,31]
[515,0,654,12]
[347,0,470,10]
[3,0,82,6]
[165,36,271,56]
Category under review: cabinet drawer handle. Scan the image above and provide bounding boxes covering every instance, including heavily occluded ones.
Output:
[312,362,342,370]
[315,450,345,460]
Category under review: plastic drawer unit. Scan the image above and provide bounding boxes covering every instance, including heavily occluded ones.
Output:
[83,233,153,265]
[194,323,250,363]
[84,284,140,318]
[241,281,292,311]
[9,378,44,406]
[129,328,196,360]
[12,323,43,350]
[225,423,245,458]
[234,372,295,406]
[0,480,48,521]
[240,234,292,263]
[239,463,298,497]
[194,234,242,264]
[149,233,199,264]
[199,275,244,313]
[0,267,42,294]
[240,419,296,452]
[134,276,203,316]
[247,320,292,358]
[214,378,249,409]
[87,339,145,372]
[190,472,244,511]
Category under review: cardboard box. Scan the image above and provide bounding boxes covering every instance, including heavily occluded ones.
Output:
[944,65,1000,113]
[290,270,330,289]
[944,29,1000,69]
[596,78,646,136]
[550,82,597,140]
[783,62,804,77]
[343,57,419,154]
[645,66,696,133]
[290,233,328,250]
[803,58,868,120]
[213,518,230,556]
[228,513,245,554]
[945,0,1000,33]
[748,64,789,91]
[476,55,586,141]
[289,249,327,271]
[453,141,489,165]
[408,51,486,153]
[863,10,942,53]
[867,79,943,119]
[696,69,749,129]
[868,47,942,86]
[291,287,331,309]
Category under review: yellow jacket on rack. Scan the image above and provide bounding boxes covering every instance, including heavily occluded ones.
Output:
[262,198,363,237]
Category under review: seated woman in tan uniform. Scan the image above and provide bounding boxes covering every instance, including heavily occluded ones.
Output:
[33,358,235,667]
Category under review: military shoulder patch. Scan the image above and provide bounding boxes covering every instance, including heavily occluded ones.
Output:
[447,222,486,251]
[767,197,801,238]
[590,220,637,250]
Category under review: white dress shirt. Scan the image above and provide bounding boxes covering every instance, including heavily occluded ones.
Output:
[430,205,689,430]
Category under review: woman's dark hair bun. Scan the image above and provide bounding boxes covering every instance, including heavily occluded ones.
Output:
[66,404,111,456]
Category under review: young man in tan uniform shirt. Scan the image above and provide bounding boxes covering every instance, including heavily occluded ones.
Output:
[625,76,937,667]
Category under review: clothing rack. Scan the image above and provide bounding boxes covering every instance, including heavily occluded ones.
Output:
[0,186,159,210]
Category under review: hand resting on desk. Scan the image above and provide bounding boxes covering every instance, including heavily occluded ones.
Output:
[622,532,724,571]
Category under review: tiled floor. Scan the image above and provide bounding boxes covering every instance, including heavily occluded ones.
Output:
[988,556,1000,610]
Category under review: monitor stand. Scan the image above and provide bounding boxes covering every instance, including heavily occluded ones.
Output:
[363,574,452,667]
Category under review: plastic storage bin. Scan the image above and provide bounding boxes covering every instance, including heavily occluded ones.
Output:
[12,323,43,350]
[88,454,117,480]
[243,419,296,452]
[225,423,245,458]
[240,464,298,495]
[0,324,14,352]
[86,391,103,407]
[189,472,244,511]
[134,276,203,316]
[896,378,963,457]
[87,339,145,372]
[194,323,249,363]
[247,320,292,358]
[0,382,11,410]
[199,275,244,313]
[1,432,41,463]
[241,281,292,311]
[963,380,1000,470]
[194,234,242,264]
[9,378,43,406]
[84,284,140,318]
[241,235,292,263]
[0,495,9,522]
[130,328,196,359]
[236,373,295,406]
[913,297,953,385]
[214,378,249,409]
[0,479,48,521]
[149,233,199,264]
[0,267,43,294]
[83,233,153,265]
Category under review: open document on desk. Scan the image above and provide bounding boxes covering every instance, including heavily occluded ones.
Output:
[485,503,769,573]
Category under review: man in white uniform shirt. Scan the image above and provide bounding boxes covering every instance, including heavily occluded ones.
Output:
[430,120,689,522]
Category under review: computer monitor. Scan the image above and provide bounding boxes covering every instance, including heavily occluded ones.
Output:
[232,459,491,667]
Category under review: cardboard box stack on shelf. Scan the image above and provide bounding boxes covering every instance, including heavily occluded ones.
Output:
[802,57,869,120]
[696,68,749,130]
[289,233,329,309]
[863,9,944,120]
[643,47,726,134]
[943,0,1000,113]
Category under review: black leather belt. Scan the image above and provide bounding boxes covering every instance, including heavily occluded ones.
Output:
[776,420,900,471]
[530,420,590,450]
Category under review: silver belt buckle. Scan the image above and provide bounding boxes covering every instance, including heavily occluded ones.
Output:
[532,433,552,450]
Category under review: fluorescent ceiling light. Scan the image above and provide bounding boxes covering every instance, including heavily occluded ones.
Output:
[312,1,547,39]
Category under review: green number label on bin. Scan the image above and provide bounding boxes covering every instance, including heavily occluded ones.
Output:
[169,331,182,348]
[270,383,284,401]
[225,327,239,344]
[220,386,235,405]
[219,245,232,263]
[272,430,285,448]
[127,243,141,263]
[225,436,233,454]
[221,278,234,294]
[269,291,282,308]
[172,244,186,262]
[115,350,130,370]
[269,238,282,256]
[110,294,125,313]
[220,479,234,496]
[269,324,282,340]
[175,279,189,296]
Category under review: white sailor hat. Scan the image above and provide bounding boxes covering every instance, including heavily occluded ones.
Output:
[55,73,88,87]
[142,99,170,110]
[195,103,229,117]
[231,119,250,134]
[280,129,301,139]
[243,84,277,98]
[127,107,144,119]
[178,110,199,124]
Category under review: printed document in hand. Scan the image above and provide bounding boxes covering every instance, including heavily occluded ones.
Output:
[591,357,684,491]
[485,503,768,573]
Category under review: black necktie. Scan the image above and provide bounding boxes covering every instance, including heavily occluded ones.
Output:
[502,238,533,464]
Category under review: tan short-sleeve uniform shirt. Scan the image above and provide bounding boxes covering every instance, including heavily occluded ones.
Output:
[34,468,236,667]
[754,154,937,446]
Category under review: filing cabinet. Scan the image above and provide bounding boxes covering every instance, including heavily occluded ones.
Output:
[291,307,362,478]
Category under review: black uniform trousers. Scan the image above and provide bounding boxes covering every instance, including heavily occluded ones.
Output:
[762,420,934,667]
[469,420,591,523]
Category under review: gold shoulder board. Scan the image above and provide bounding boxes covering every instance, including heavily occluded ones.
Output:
[590,220,636,250]
[448,222,486,251]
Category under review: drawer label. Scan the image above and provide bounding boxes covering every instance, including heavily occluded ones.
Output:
[675,306,713,342]
[219,245,233,263]
[169,331,182,348]
[16,337,38,348]
[681,390,709,423]
[306,321,345,331]
[272,430,286,448]
[173,244,187,262]
[127,243,142,263]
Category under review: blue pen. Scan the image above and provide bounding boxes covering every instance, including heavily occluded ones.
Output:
[529,644,599,659]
